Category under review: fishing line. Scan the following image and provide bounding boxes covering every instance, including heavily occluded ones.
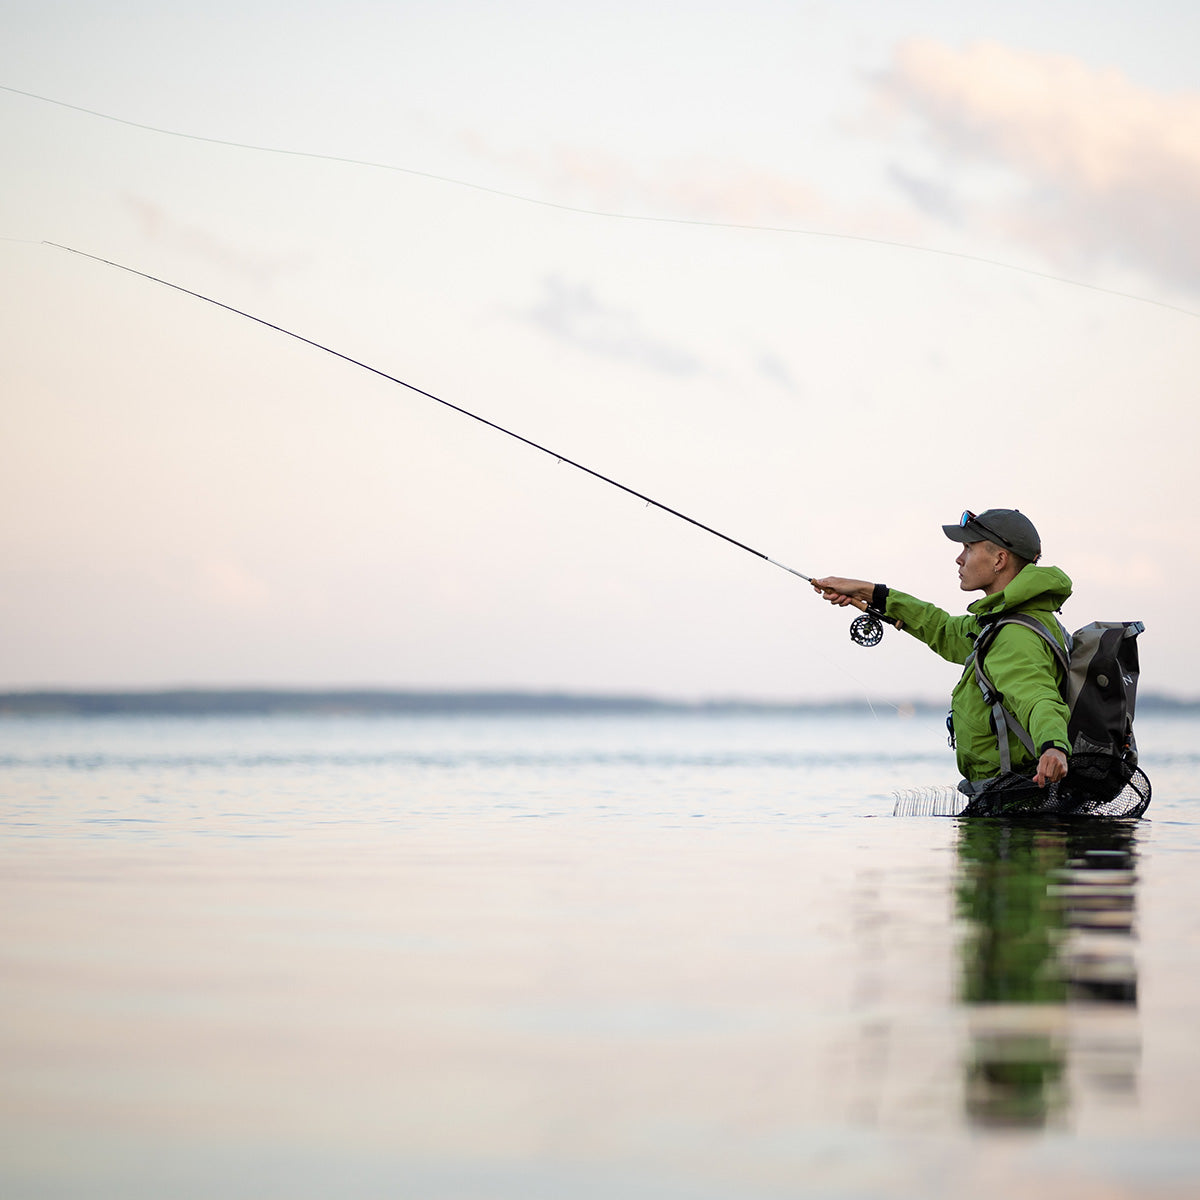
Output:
[46,240,891,651]
[7,85,1196,321]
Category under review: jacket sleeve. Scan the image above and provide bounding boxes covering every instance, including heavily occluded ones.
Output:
[884,589,978,665]
[982,623,1071,754]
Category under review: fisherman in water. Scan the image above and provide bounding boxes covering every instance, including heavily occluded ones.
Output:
[812,509,1070,790]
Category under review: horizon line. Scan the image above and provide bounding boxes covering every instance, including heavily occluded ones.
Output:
[1,686,1197,716]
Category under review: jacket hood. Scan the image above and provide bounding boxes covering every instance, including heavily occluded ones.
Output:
[968,564,1072,617]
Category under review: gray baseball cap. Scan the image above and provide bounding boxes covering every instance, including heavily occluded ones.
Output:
[943,509,1041,561]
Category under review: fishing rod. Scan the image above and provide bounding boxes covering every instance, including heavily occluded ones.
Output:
[47,240,893,646]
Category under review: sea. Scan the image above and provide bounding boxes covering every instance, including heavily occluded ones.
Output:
[3,706,1200,1200]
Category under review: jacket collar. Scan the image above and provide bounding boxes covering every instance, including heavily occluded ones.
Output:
[968,564,1073,619]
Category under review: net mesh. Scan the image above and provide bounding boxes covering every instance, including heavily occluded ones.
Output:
[893,753,1151,819]
[963,753,1150,819]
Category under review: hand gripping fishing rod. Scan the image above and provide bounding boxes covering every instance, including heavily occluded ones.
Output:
[47,241,892,646]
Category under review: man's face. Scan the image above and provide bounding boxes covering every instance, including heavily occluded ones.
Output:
[956,539,998,592]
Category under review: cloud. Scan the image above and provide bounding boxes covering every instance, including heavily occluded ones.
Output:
[645,157,828,226]
[455,128,829,227]
[526,276,705,376]
[886,163,963,225]
[753,350,802,395]
[523,279,815,400]
[125,196,307,285]
[879,39,1200,291]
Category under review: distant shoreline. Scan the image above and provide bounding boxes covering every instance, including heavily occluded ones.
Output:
[0,689,934,717]
[1,689,1197,717]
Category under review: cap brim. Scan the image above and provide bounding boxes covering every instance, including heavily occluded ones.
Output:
[942,523,986,544]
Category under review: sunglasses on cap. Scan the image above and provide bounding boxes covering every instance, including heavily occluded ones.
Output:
[959,509,1014,550]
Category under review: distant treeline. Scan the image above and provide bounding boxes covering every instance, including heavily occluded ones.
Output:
[0,689,684,717]
[1,689,1197,717]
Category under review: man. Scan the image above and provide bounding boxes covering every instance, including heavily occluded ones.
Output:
[812,509,1071,789]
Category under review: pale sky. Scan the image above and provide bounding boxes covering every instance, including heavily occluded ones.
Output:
[2,1,1198,701]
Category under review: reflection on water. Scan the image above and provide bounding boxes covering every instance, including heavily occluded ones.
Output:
[4,714,1200,1198]
[955,820,1139,1129]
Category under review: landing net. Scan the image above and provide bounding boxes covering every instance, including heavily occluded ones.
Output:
[893,753,1151,819]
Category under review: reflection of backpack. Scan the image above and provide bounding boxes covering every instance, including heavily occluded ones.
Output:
[973,615,1143,777]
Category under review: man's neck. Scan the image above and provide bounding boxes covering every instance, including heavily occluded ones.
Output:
[981,567,1022,597]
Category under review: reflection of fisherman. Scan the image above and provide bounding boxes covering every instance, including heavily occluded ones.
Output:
[955,819,1140,1128]
[813,509,1071,788]
[956,821,1069,1127]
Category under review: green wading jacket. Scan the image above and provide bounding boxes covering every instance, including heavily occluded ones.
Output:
[883,565,1073,782]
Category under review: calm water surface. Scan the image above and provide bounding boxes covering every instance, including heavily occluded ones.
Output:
[2,710,1200,1199]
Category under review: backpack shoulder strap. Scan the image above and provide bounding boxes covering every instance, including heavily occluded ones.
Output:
[973,613,1070,773]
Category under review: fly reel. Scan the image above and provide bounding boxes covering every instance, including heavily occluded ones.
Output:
[849,610,885,647]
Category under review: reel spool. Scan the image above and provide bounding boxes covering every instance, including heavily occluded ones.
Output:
[849,611,885,647]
